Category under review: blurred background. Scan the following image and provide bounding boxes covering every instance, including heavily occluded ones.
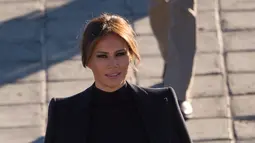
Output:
[0,0,255,143]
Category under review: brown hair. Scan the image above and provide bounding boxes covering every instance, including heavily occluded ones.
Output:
[80,13,141,68]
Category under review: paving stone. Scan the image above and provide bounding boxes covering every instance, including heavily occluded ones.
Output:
[0,20,41,42]
[237,139,255,143]
[222,12,255,30]
[0,0,33,1]
[197,31,220,53]
[231,95,255,117]
[1,0,255,141]
[234,120,255,139]
[221,0,255,10]
[45,38,80,61]
[0,82,43,105]
[71,54,82,60]
[0,41,41,62]
[0,0,28,1]
[229,73,255,95]
[14,70,43,82]
[46,19,85,41]
[97,0,129,16]
[223,31,255,51]
[194,141,231,143]
[47,60,93,81]
[197,11,216,31]
[46,0,129,19]
[194,53,221,75]
[186,118,232,140]
[137,78,162,88]
[136,35,161,56]
[227,52,255,72]
[126,0,149,15]
[136,56,164,79]
[0,127,42,143]
[0,62,43,84]
[0,104,42,128]
[0,2,41,22]
[197,0,215,11]
[46,0,98,19]
[48,80,94,99]
[191,75,225,97]
[191,96,229,118]
[133,16,153,34]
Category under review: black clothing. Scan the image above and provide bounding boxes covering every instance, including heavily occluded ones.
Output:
[87,83,149,143]
[44,82,193,143]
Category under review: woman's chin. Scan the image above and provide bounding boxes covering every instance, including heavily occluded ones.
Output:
[104,80,125,88]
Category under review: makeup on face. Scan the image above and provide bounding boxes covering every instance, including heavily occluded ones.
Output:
[95,49,128,59]
[88,34,131,92]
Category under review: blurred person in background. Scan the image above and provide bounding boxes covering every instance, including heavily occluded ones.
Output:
[149,0,196,120]
[44,13,192,143]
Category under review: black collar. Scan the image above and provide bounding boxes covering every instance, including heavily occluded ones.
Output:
[76,81,171,143]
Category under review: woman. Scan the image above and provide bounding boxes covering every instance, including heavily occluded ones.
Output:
[44,13,192,143]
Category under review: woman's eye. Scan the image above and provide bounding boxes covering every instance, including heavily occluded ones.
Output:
[116,52,127,57]
[96,55,107,58]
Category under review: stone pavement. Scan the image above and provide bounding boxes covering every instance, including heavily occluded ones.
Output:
[0,0,255,143]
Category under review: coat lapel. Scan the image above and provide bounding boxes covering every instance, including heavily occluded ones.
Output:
[75,84,93,143]
[127,82,162,143]
[78,82,172,143]
[78,82,156,143]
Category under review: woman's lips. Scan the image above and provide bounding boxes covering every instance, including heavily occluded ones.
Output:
[105,72,121,78]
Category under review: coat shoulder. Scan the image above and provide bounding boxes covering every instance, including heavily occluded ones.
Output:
[128,83,177,103]
[133,83,176,99]
[144,86,177,103]
[49,86,92,110]
[50,90,84,105]
[141,86,174,95]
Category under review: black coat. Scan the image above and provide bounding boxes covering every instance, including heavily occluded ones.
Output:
[44,82,193,143]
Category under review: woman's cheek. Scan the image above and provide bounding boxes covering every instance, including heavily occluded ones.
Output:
[96,59,107,67]
[119,56,130,66]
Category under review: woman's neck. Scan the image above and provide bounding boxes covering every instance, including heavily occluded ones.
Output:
[94,81,126,93]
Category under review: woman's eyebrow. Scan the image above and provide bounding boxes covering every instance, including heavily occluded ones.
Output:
[96,49,127,54]
[96,51,108,54]
[115,49,127,53]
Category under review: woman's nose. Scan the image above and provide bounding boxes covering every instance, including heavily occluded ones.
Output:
[108,57,119,68]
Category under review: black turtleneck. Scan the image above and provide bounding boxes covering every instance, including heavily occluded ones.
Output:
[87,83,149,143]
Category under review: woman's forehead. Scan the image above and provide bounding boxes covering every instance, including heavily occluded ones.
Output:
[94,34,128,52]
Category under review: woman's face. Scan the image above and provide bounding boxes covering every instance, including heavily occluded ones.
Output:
[87,34,131,92]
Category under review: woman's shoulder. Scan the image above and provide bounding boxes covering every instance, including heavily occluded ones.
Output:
[130,83,175,96]
[128,82,177,101]
[141,86,174,95]
[48,86,92,108]
[50,91,83,104]
[143,86,177,102]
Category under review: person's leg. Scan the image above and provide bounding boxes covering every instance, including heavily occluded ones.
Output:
[149,0,196,119]
[166,1,196,119]
[149,0,170,64]
[166,2,196,101]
